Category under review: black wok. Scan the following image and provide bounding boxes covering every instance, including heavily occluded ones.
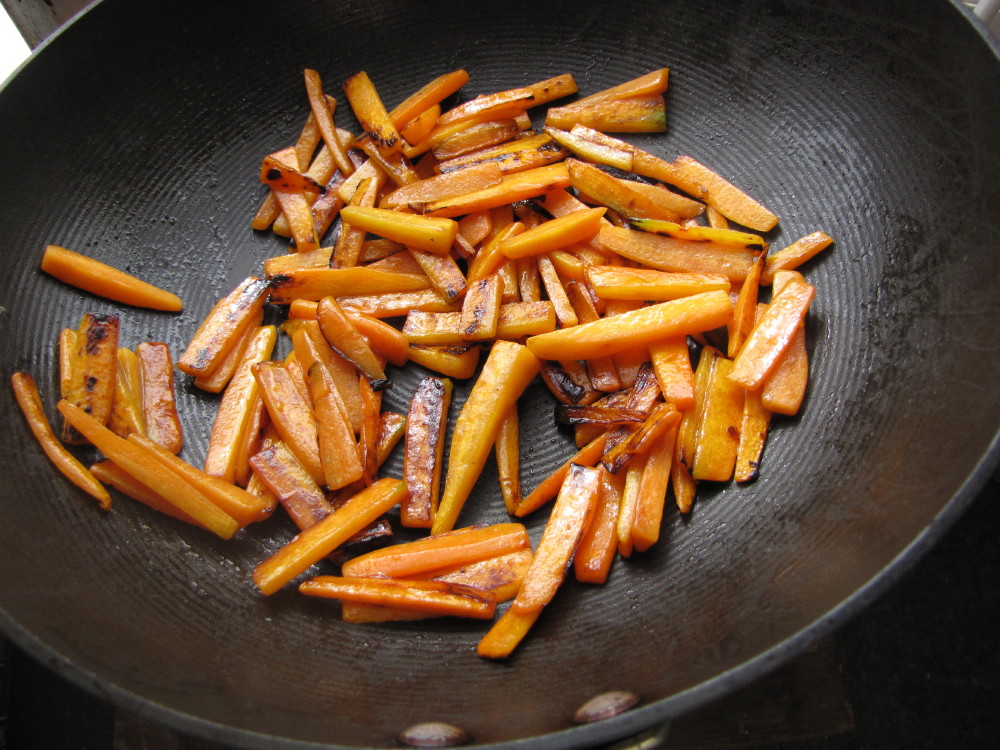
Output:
[1,0,998,747]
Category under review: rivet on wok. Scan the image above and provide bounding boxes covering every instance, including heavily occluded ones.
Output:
[573,690,642,724]
[396,721,471,748]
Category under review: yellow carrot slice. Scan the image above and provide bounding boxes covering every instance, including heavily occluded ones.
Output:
[41,245,182,311]
[667,155,779,232]
[459,274,504,342]
[498,207,607,259]
[649,336,695,410]
[586,266,730,301]
[343,70,401,154]
[421,163,571,218]
[406,344,480,379]
[338,205,458,254]
[58,400,238,538]
[60,312,120,444]
[303,68,354,176]
[526,291,733,361]
[268,266,430,303]
[735,385,772,483]
[12,372,111,509]
[691,357,744,482]
[109,347,145,439]
[432,341,540,534]
[598,225,759,282]
[253,477,408,595]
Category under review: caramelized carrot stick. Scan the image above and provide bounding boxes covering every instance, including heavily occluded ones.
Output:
[512,463,600,613]
[307,363,365,491]
[90,459,200,524]
[432,341,540,534]
[249,441,333,529]
[574,466,624,584]
[40,245,183,311]
[343,522,530,579]
[300,576,497,619]
[253,361,324,485]
[401,376,453,528]
[253,477,408,595]
[60,312,120,444]
[136,342,183,454]
[514,432,608,517]
[11,372,111,509]
[58,400,238,538]
[477,606,541,659]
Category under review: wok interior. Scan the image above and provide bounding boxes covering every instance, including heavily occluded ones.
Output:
[0,0,997,747]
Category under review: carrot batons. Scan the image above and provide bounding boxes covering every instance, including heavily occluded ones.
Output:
[41,245,183,312]
[401,377,452,528]
[60,312,120,444]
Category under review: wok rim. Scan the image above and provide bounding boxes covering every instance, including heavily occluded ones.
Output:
[0,1,998,748]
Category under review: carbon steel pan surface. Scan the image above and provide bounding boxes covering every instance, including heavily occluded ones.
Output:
[0,0,998,747]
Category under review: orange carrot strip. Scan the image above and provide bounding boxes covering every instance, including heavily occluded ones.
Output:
[406,344,481,379]
[598,225,758,282]
[344,310,410,367]
[267,267,430,303]
[90,459,201,524]
[615,457,643,558]
[376,411,407,468]
[253,477,408,594]
[667,155,779,232]
[253,361,323,484]
[60,312,120,444]
[735,385,772,484]
[343,522,529,579]
[407,246,468,303]
[401,377,453,528]
[761,324,808,415]
[316,296,388,385]
[514,433,608,517]
[178,277,270,377]
[422,163,571,218]
[495,405,522,515]
[41,245,183,311]
[109,347,145,439]
[249,441,333,529]
[477,605,541,659]
[648,336,695,410]
[58,400,238,538]
[129,434,269,527]
[300,576,496,619]
[388,69,470,131]
[339,206,457,255]
[136,342,183,455]
[11,372,111,509]
[192,309,264,393]
[381,161,504,209]
[631,421,678,552]
[574,467,623,583]
[308,363,365,491]
[203,326,277,483]
[729,277,815,389]
[290,319,363,433]
[691,357,744,482]
[762,231,834,284]
[512,463,600,614]
[432,342,540,534]
[303,68,354,176]
[343,70,402,154]
[459,274,504,342]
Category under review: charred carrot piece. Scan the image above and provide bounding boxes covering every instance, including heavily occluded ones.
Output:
[249,441,333,529]
[421,163,571,218]
[192,309,264,393]
[41,245,182,312]
[568,68,670,108]
[729,276,815,390]
[342,522,530,579]
[253,477,408,595]
[761,324,808,416]
[267,267,429,304]
[460,274,504,342]
[11,372,111,509]
[178,277,270,377]
[253,361,323,485]
[376,411,406,468]
[599,225,759,282]
[303,68,354,176]
[58,400,238,538]
[336,289,461,318]
[344,311,410,367]
[401,377,453,528]
[735,385,772,484]
[60,312,120,444]
[574,467,623,583]
[301,576,496,619]
[512,463,600,614]
[602,402,681,475]
[203,326,277,483]
[136,342,183,454]
[432,342,540,534]
[343,70,402,154]
[546,94,666,133]
[290,319,363,433]
[691,357,744,482]
[407,246,468,302]
[332,175,383,268]
[357,375,382,486]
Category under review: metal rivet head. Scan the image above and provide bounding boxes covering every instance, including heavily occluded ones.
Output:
[396,721,471,748]
[573,690,642,724]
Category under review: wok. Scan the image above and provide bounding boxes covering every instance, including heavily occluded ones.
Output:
[1,0,998,747]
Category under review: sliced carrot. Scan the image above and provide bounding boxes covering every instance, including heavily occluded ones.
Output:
[514,433,608,517]
[495,405,522,515]
[268,266,430,303]
[477,605,541,659]
[734,384,772,484]
[253,477,408,595]
[406,344,481,379]
[761,231,833,284]
[343,522,529,579]
[41,245,182,312]
[408,246,468,302]
[761,323,808,415]
[466,220,525,283]
[512,463,600,613]
[178,277,270,377]
[421,163,571,218]
[598,225,759,282]
[58,400,238,538]
[60,312,120,444]
[343,70,401,154]
[308,362,365,491]
[316,296,388,386]
[601,402,681,475]
[339,205,457,255]
[11,372,111,509]
[301,576,496,619]
[574,466,624,583]
[401,376,453,528]
[192,309,264,393]
[289,319,363,433]
[381,161,504,209]
[437,132,568,176]
[249,441,333,529]
[536,255,579,328]
[615,457,644,558]
[586,266,730,301]
[136,342,183,455]
[332,174,381,268]
[567,159,677,222]
[386,69,470,132]
[498,207,607,260]
[546,94,666,133]
[459,274,504,342]
[671,457,697,514]
[691,357,744,482]
[90,459,201,524]
[303,68,354,176]
[130,433,269,527]
[432,342,540,534]
[376,411,406,468]
[109,347,145,439]
[666,155,778,232]
[203,326,277,483]
[525,291,733,361]
[729,276,815,389]
[631,421,677,552]
[252,361,323,485]
[648,335,695,410]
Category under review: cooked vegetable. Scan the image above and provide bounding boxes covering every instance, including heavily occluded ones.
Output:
[401,377,452,527]
[41,245,183,311]
[60,312,120,444]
